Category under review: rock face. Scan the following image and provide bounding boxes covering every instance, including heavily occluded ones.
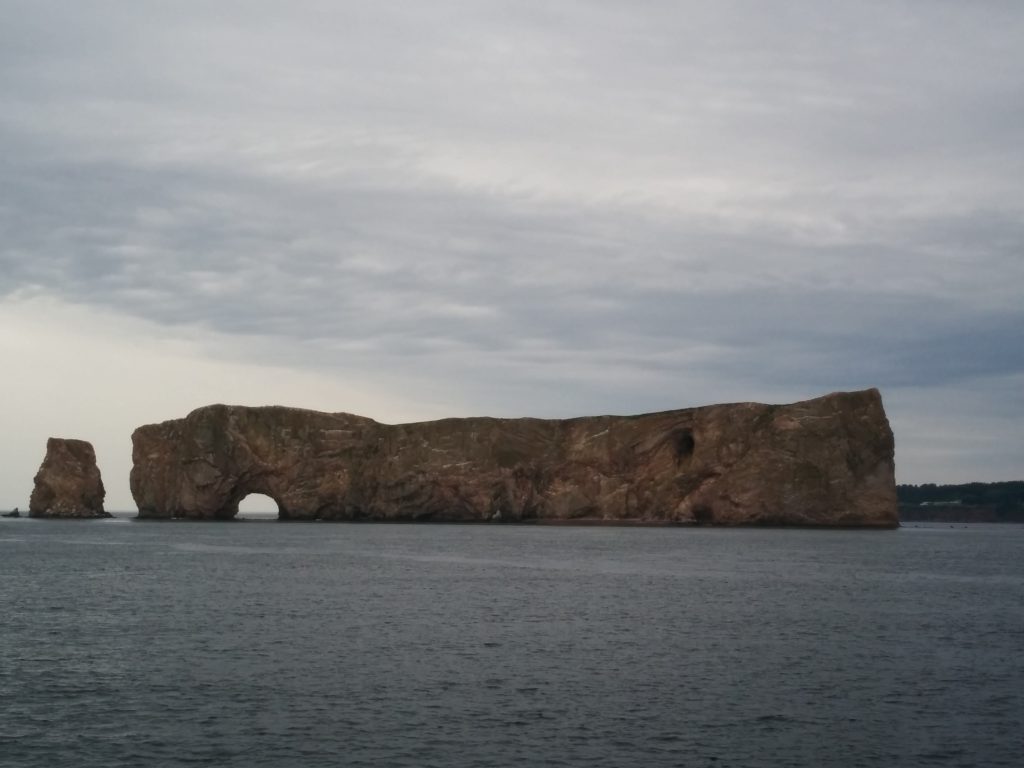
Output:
[29,438,110,519]
[130,389,897,527]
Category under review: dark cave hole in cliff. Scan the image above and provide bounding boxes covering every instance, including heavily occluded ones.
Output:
[674,429,695,460]
[236,493,281,520]
[692,504,714,525]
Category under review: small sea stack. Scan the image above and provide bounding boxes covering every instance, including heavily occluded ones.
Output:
[29,438,110,519]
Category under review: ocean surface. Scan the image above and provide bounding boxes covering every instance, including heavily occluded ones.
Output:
[1,517,1021,768]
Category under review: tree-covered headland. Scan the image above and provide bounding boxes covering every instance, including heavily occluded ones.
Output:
[898,481,1024,522]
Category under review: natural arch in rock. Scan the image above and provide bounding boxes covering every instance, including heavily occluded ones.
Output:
[235,492,281,520]
[130,391,899,527]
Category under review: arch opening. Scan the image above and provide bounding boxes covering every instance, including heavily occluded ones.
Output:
[236,492,282,521]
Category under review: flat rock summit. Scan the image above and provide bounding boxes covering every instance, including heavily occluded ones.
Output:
[130,389,897,526]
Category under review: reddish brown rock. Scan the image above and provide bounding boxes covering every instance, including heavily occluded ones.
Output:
[29,438,109,519]
[130,389,897,526]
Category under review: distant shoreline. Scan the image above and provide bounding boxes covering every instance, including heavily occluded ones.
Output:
[897,481,1024,524]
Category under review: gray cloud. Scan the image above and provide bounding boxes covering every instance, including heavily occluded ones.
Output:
[1,1,1022,487]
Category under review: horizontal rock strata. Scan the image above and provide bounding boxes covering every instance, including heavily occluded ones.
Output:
[29,438,110,519]
[130,389,897,526]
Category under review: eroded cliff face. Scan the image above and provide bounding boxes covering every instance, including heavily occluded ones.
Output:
[130,390,897,526]
[29,438,109,519]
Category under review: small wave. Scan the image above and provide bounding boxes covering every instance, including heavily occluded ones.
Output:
[170,542,283,555]
[754,714,800,724]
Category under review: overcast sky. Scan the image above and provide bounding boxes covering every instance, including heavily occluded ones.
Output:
[2,1,1022,511]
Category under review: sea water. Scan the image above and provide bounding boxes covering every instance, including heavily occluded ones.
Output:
[1,518,1021,767]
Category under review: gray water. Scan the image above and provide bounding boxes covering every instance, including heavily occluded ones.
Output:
[1,518,1021,767]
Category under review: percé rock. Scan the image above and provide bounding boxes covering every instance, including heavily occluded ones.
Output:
[29,438,110,519]
[130,389,897,526]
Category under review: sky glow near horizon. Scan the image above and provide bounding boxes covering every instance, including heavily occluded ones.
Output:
[1,1,1022,510]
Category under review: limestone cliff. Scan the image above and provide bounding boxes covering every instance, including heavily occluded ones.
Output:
[29,438,110,519]
[130,389,897,526]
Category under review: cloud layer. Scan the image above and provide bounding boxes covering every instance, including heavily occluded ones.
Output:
[2,1,1022,506]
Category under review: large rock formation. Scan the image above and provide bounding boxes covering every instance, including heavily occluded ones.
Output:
[130,389,897,526]
[29,438,110,519]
